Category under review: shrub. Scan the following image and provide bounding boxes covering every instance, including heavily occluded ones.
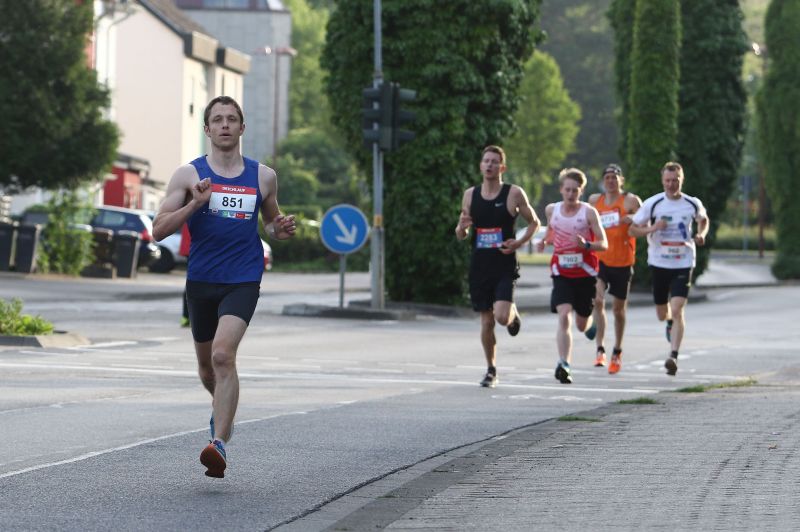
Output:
[0,298,54,336]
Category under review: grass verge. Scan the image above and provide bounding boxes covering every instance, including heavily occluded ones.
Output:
[558,415,602,422]
[676,377,757,393]
[617,397,659,405]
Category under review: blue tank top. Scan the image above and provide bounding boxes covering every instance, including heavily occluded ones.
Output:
[187,156,264,283]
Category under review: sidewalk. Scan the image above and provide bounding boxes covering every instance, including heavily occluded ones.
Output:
[283,368,800,531]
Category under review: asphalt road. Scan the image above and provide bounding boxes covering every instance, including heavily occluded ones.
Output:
[0,265,795,530]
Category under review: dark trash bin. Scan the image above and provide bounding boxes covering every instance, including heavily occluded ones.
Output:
[114,229,141,278]
[15,224,42,274]
[0,220,17,271]
[80,227,115,278]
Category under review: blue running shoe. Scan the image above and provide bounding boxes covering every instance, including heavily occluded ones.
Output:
[555,361,573,384]
[200,439,227,478]
[584,322,597,341]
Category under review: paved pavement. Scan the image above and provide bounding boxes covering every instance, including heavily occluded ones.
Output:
[275,254,798,531]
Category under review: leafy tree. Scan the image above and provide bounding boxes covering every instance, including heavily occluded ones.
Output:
[37,190,95,276]
[0,0,118,192]
[757,0,800,278]
[676,0,748,277]
[624,0,680,285]
[323,0,542,304]
[608,0,636,168]
[538,0,617,173]
[504,50,581,201]
[270,153,320,206]
[278,128,367,209]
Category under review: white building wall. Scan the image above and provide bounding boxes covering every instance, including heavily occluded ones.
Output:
[114,10,186,209]
[181,10,292,165]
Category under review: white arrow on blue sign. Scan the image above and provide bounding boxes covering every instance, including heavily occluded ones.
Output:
[319,204,370,255]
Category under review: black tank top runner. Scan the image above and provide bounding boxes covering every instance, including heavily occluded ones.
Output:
[470,183,517,254]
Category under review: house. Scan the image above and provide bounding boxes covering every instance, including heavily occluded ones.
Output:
[96,0,251,211]
[175,0,293,166]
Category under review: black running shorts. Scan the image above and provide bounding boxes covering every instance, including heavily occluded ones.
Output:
[186,280,261,343]
[650,266,693,305]
[550,275,596,317]
[468,267,519,312]
[598,263,634,301]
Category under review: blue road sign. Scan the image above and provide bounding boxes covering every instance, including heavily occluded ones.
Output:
[320,204,370,255]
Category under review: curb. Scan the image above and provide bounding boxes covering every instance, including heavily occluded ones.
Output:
[0,331,90,348]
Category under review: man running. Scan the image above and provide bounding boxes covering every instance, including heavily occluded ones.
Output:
[455,145,540,388]
[587,164,641,374]
[629,162,708,376]
[153,96,296,478]
[537,168,607,384]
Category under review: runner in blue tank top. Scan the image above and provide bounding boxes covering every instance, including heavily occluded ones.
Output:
[153,96,296,478]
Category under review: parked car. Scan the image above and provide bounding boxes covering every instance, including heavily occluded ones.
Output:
[150,225,273,274]
[89,206,161,269]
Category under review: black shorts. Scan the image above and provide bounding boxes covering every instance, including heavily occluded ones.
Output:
[550,275,596,317]
[598,263,634,300]
[650,266,693,305]
[185,280,261,343]
[468,266,519,312]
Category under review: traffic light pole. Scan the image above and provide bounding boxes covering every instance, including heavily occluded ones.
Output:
[370,0,385,310]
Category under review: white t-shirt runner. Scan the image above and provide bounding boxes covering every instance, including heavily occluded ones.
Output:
[632,192,707,268]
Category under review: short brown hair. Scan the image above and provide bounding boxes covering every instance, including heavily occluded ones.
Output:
[482,145,506,165]
[661,161,684,178]
[558,167,587,188]
[204,96,244,126]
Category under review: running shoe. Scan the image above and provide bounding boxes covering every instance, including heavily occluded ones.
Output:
[507,312,521,337]
[200,439,227,478]
[180,316,190,328]
[594,349,607,367]
[480,372,498,388]
[584,322,597,341]
[665,320,673,342]
[665,356,678,376]
[608,353,622,374]
[555,361,573,384]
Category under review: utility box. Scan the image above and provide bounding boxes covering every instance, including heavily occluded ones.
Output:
[15,224,41,274]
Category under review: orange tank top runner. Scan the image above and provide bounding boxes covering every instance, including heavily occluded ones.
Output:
[595,193,635,267]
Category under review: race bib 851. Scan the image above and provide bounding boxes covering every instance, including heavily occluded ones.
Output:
[208,184,257,220]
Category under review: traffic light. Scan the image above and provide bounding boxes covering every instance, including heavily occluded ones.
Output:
[362,82,394,151]
[391,84,416,150]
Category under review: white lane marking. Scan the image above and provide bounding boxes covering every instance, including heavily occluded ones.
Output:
[0,361,661,393]
[0,410,309,480]
[70,341,138,349]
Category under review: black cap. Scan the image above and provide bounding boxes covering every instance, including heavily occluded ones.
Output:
[603,164,622,176]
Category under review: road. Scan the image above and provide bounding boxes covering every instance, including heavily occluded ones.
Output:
[0,268,796,530]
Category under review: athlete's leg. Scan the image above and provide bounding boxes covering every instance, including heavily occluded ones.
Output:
[194,340,215,395]
[593,278,608,349]
[209,315,248,443]
[669,296,687,352]
[493,299,513,326]
[479,310,496,369]
[556,303,574,364]
[611,296,627,350]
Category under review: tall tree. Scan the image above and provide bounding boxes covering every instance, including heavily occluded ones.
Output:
[323,0,542,304]
[0,0,118,192]
[625,0,681,284]
[504,50,581,201]
[757,0,800,278]
[608,0,636,169]
[539,0,617,174]
[676,0,748,277]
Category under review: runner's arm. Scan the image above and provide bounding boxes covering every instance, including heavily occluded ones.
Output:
[153,164,206,241]
[455,188,473,240]
[258,165,296,240]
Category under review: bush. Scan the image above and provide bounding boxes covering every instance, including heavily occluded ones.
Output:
[35,191,96,275]
[0,298,54,336]
[713,223,776,251]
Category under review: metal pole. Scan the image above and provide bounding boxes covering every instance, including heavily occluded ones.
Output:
[272,52,280,166]
[370,0,385,309]
[339,254,346,308]
[742,175,749,252]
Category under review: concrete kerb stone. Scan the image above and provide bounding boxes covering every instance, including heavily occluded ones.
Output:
[0,330,90,348]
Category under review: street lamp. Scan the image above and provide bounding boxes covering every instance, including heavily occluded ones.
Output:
[253,45,298,168]
[752,42,767,259]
